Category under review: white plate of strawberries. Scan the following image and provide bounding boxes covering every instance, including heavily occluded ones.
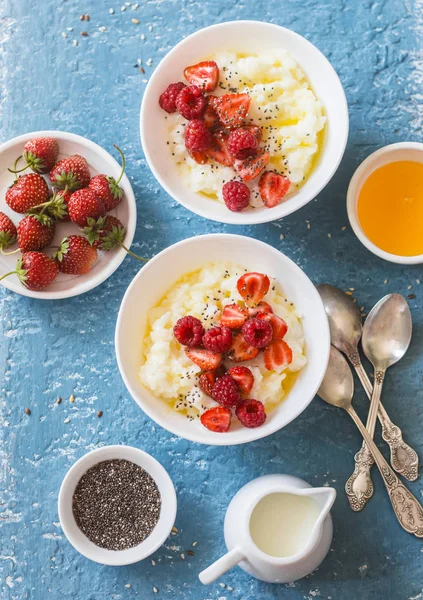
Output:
[0,131,137,299]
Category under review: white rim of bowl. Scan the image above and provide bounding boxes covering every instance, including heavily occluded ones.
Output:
[115,233,331,445]
[0,130,137,299]
[347,141,423,265]
[58,445,177,566]
[140,20,349,225]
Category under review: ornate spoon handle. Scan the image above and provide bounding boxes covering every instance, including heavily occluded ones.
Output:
[347,406,423,537]
[348,352,419,481]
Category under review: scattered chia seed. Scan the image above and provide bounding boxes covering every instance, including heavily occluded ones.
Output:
[73,459,161,551]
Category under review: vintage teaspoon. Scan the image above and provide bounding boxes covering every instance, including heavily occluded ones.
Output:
[318,346,423,537]
[317,285,418,512]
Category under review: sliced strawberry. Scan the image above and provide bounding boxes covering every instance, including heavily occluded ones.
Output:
[237,272,270,307]
[228,366,254,395]
[184,61,219,92]
[190,150,208,164]
[257,313,288,340]
[220,303,249,329]
[227,333,260,363]
[233,151,270,182]
[248,301,273,317]
[205,131,234,166]
[198,370,217,396]
[264,340,293,371]
[244,124,263,142]
[185,347,222,370]
[259,171,291,208]
[212,93,251,128]
[203,103,220,129]
[200,407,231,433]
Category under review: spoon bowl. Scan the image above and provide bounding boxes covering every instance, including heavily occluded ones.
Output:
[317,284,362,355]
[362,294,412,371]
[318,346,354,410]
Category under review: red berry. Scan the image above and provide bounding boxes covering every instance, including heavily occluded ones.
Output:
[248,301,273,317]
[220,303,249,329]
[203,325,232,353]
[173,315,205,347]
[257,313,288,340]
[54,235,98,275]
[5,173,49,213]
[17,215,55,253]
[242,317,273,348]
[237,272,270,307]
[198,371,217,396]
[233,151,270,182]
[264,340,293,371]
[210,93,250,128]
[184,61,219,92]
[228,332,260,362]
[185,120,213,153]
[185,347,222,370]
[236,399,267,428]
[222,181,250,212]
[212,374,241,407]
[159,82,186,113]
[89,175,122,211]
[68,189,106,227]
[23,137,59,173]
[0,212,17,250]
[200,407,231,433]
[227,128,258,160]
[175,85,207,120]
[88,215,126,250]
[228,366,254,395]
[259,171,290,208]
[17,252,59,291]
[50,155,91,191]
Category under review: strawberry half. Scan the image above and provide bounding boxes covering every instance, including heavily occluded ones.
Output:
[185,347,222,370]
[205,132,233,166]
[211,93,251,128]
[203,103,220,129]
[220,303,248,329]
[198,371,217,396]
[227,333,260,362]
[228,366,254,395]
[184,61,219,92]
[248,301,273,317]
[257,313,288,340]
[237,272,270,307]
[200,407,231,433]
[264,340,293,371]
[190,150,208,164]
[259,171,291,208]
[233,151,270,182]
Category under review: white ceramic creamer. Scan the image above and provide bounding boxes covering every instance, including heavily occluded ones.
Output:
[199,474,336,584]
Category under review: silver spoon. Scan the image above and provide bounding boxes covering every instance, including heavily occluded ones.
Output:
[317,285,419,511]
[318,346,423,537]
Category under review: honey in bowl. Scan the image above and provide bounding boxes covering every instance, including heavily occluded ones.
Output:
[357,160,423,256]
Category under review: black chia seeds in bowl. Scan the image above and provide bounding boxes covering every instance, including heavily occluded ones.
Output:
[72,459,162,551]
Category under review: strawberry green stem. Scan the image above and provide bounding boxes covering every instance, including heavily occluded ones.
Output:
[8,156,29,174]
[1,247,20,256]
[120,242,148,262]
[113,145,126,185]
[0,270,17,282]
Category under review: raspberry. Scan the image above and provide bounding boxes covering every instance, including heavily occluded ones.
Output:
[173,316,205,347]
[242,317,273,348]
[222,181,250,212]
[227,128,258,160]
[159,82,186,113]
[203,325,232,353]
[185,120,213,152]
[212,374,241,407]
[176,85,207,120]
[236,399,267,428]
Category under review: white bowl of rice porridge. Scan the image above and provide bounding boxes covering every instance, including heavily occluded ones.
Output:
[140,21,348,225]
[115,234,330,445]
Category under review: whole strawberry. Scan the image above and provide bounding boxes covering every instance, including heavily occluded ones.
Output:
[6,173,49,213]
[23,137,59,173]
[17,214,55,252]
[67,189,106,227]
[54,235,97,275]
[84,215,147,261]
[49,155,90,191]
[0,252,59,291]
[0,212,17,251]
[88,145,126,211]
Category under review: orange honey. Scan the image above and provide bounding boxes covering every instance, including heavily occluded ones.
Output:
[357,160,423,256]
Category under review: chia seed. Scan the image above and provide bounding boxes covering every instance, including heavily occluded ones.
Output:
[72,459,161,551]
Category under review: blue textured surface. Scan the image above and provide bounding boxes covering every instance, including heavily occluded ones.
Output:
[1,1,423,599]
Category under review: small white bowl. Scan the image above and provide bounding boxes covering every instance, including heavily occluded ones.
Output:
[0,131,137,299]
[115,234,330,446]
[347,142,423,264]
[140,20,349,225]
[58,445,177,566]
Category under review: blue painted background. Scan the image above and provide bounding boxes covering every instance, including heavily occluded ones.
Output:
[1,1,423,599]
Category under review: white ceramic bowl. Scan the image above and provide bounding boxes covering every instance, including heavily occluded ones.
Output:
[0,131,137,299]
[347,142,423,264]
[58,445,177,566]
[140,20,348,225]
[115,234,330,445]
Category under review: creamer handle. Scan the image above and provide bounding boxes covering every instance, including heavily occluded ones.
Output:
[199,547,244,585]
